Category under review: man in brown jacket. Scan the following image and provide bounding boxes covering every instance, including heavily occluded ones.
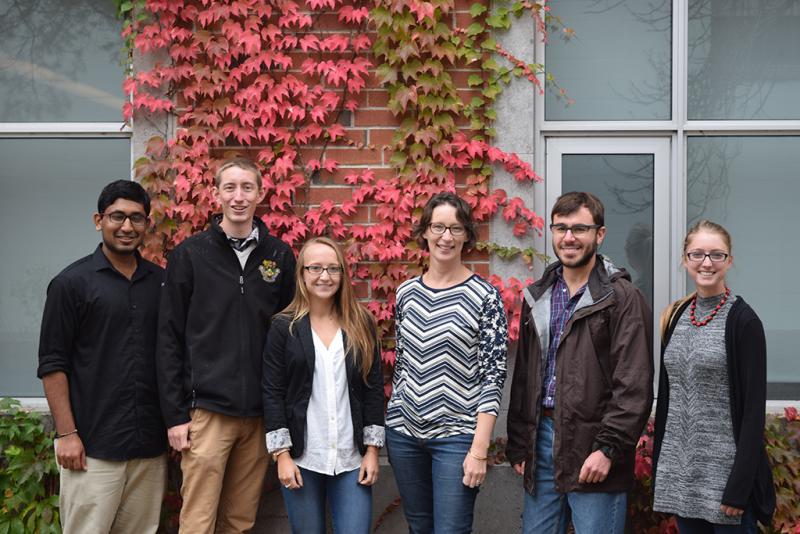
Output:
[507,192,653,534]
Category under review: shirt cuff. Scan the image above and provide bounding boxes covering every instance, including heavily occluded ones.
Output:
[266,428,292,454]
[363,425,385,448]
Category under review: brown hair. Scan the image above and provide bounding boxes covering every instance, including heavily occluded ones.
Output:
[214,157,262,190]
[280,237,378,381]
[551,191,605,227]
[683,219,732,256]
[412,191,477,251]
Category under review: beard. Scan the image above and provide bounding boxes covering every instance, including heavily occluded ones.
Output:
[554,240,598,268]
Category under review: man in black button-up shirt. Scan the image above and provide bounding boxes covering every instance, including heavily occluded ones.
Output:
[38,180,167,534]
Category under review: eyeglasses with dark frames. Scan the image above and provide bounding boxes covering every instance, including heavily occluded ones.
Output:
[549,223,602,237]
[102,211,149,228]
[686,251,729,263]
[428,223,466,236]
[304,265,344,276]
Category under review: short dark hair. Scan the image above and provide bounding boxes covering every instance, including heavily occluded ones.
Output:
[412,191,477,251]
[551,191,604,227]
[97,180,150,215]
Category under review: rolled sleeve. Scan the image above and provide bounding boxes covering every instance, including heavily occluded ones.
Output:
[476,288,508,415]
[266,428,292,454]
[363,425,385,448]
[37,276,78,379]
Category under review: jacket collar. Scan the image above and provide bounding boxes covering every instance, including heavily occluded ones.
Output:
[526,254,628,303]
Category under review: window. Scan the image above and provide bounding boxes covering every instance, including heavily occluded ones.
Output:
[545,0,672,121]
[687,136,800,398]
[688,0,800,120]
[0,0,130,397]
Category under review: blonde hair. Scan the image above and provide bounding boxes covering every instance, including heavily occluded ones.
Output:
[280,237,378,381]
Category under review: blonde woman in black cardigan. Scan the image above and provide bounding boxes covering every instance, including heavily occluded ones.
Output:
[653,220,775,533]
[263,237,384,534]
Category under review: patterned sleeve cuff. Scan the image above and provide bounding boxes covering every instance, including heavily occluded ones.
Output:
[363,425,385,448]
[266,428,292,454]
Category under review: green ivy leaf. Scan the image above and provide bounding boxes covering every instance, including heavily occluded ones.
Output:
[480,37,497,50]
[372,6,392,27]
[465,22,484,36]
[467,74,483,87]
[469,3,488,17]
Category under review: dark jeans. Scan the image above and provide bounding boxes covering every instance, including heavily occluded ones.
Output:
[676,508,757,534]
[280,466,371,534]
[522,416,627,534]
[386,426,478,534]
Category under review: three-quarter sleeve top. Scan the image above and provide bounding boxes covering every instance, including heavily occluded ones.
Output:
[386,274,508,439]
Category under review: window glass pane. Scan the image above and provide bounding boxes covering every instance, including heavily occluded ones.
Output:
[688,0,800,120]
[562,154,655,308]
[0,138,131,396]
[687,137,800,396]
[0,0,124,122]
[545,0,671,121]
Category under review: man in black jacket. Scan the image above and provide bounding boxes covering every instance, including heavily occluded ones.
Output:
[157,158,295,533]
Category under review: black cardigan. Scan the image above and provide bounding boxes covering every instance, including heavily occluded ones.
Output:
[653,297,775,526]
[262,313,384,457]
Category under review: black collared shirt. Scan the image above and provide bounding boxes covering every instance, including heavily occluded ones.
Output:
[38,245,166,460]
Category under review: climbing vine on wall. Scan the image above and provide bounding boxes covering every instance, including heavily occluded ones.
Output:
[123,0,550,378]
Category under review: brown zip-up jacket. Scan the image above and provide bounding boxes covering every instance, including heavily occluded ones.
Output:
[507,255,653,495]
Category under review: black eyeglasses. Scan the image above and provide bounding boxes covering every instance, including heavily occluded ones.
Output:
[686,251,729,263]
[428,223,466,236]
[549,223,602,236]
[304,265,344,276]
[102,211,148,228]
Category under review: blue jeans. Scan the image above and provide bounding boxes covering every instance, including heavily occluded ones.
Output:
[386,426,479,534]
[522,416,627,534]
[280,466,371,534]
[676,509,757,534]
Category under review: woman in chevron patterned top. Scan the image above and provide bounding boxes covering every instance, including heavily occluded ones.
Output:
[263,237,384,534]
[386,192,508,533]
[652,220,775,533]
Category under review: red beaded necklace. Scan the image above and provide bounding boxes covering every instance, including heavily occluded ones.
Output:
[690,286,731,327]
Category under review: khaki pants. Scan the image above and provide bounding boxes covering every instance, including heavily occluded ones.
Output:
[57,446,166,534]
[179,408,268,534]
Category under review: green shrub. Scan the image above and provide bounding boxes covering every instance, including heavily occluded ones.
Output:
[0,398,60,534]
[764,408,800,534]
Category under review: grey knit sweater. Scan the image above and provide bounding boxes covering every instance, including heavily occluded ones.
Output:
[653,292,740,525]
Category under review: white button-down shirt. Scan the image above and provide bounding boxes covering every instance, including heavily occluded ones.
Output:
[294,329,362,475]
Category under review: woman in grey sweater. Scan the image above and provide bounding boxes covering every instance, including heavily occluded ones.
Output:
[652,220,775,533]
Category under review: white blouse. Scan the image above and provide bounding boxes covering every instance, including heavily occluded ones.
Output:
[294,329,362,475]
